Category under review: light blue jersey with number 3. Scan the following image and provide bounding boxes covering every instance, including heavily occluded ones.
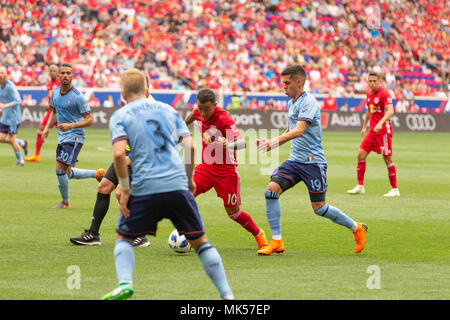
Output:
[109,98,190,196]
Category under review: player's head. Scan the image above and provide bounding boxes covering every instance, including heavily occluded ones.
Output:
[281,65,307,99]
[196,88,217,121]
[49,64,59,81]
[0,65,7,84]
[59,63,73,86]
[368,72,381,93]
[120,68,147,102]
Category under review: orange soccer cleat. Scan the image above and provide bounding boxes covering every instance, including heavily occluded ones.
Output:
[24,154,40,162]
[257,238,285,256]
[353,222,368,253]
[254,229,269,250]
[95,168,106,182]
[53,201,70,209]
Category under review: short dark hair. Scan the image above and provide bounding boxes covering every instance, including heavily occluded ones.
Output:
[281,65,306,82]
[368,72,380,79]
[197,88,216,104]
[60,63,73,70]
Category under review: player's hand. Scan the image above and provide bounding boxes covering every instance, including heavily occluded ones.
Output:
[58,123,73,132]
[256,138,272,152]
[42,128,50,142]
[360,127,367,137]
[119,189,131,219]
[188,179,196,195]
[216,136,228,149]
[373,123,382,133]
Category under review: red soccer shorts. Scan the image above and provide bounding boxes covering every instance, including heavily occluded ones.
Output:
[360,131,393,156]
[193,163,242,207]
[40,109,58,128]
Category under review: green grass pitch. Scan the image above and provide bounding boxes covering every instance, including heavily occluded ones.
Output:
[0,128,449,300]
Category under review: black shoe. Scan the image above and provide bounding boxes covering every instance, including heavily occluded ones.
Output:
[22,140,29,156]
[70,230,101,246]
[132,236,150,247]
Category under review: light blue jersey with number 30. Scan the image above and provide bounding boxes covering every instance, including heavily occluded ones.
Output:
[109,98,190,196]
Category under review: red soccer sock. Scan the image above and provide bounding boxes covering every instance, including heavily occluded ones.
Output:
[35,132,43,156]
[357,160,366,185]
[227,209,260,237]
[387,163,397,189]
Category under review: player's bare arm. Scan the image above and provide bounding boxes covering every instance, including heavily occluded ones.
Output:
[113,139,130,218]
[42,108,55,142]
[184,110,196,126]
[361,109,370,136]
[217,135,246,150]
[58,112,93,132]
[257,121,308,152]
[180,134,196,194]
[373,104,394,133]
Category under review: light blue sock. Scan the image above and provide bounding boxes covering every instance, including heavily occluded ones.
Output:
[114,239,135,285]
[68,168,96,179]
[196,242,233,299]
[15,151,23,162]
[264,189,281,236]
[56,169,69,202]
[16,139,24,146]
[314,204,355,229]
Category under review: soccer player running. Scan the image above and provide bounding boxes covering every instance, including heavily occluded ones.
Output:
[184,88,269,252]
[102,69,234,300]
[69,76,156,247]
[25,64,60,162]
[256,65,368,255]
[42,63,105,209]
[0,65,28,166]
[347,72,399,197]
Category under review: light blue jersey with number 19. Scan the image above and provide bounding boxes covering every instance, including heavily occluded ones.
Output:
[109,98,191,196]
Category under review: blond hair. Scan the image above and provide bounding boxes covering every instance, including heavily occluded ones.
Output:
[121,68,147,98]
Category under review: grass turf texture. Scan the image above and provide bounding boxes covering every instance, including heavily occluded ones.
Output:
[0,128,448,300]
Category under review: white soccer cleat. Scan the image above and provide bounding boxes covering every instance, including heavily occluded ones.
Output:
[347,185,366,195]
[384,188,400,197]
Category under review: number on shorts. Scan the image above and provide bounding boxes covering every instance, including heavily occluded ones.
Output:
[227,193,238,206]
[310,179,322,191]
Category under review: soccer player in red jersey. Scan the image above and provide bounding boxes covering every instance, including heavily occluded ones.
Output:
[25,64,60,162]
[185,88,269,251]
[348,73,400,197]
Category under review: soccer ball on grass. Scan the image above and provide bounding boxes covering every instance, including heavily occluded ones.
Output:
[168,229,191,253]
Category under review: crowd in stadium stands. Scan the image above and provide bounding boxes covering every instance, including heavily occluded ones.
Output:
[0,0,448,109]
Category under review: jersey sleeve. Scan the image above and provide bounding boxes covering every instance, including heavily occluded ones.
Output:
[297,99,317,123]
[220,112,241,142]
[383,90,393,107]
[8,84,21,107]
[78,94,91,115]
[175,110,191,142]
[109,111,128,145]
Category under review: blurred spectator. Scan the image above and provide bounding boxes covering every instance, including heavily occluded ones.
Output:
[21,94,36,106]
[87,91,101,108]
[395,97,408,113]
[241,93,250,109]
[340,102,349,111]
[322,93,338,111]
[408,100,418,113]
[227,94,241,110]
[248,97,259,110]
[103,95,115,108]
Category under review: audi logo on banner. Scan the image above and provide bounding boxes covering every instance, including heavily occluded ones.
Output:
[405,114,436,131]
[270,112,289,129]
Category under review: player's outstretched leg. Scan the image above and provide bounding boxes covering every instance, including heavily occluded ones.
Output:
[101,238,135,300]
[25,129,44,162]
[258,189,285,256]
[68,168,106,182]
[225,206,268,250]
[190,236,234,300]
[314,203,368,253]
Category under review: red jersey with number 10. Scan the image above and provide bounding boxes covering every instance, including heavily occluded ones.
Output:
[193,106,241,168]
[366,86,393,135]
